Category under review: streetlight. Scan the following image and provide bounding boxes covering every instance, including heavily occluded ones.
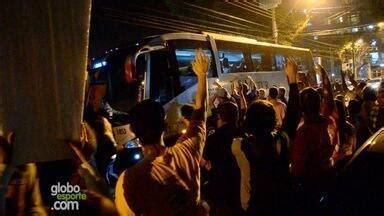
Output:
[378,22,384,29]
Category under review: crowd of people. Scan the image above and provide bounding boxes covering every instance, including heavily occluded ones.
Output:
[1,49,384,216]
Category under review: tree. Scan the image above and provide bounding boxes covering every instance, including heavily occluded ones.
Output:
[339,39,372,79]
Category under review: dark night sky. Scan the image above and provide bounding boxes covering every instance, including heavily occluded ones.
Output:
[88,0,171,57]
[87,0,384,58]
[88,0,273,58]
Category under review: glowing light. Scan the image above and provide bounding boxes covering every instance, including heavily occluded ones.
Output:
[93,62,102,69]
[332,73,335,77]
[352,28,358,33]
[181,129,187,134]
[356,39,363,45]
[92,61,107,69]
[134,154,141,160]
[368,24,374,30]
[314,35,318,40]
[378,22,384,28]
[339,17,343,23]
[380,63,384,67]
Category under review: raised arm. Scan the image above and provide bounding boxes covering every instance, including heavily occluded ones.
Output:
[246,75,257,91]
[347,71,358,89]
[282,58,301,141]
[318,65,335,116]
[238,81,247,111]
[192,49,209,112]
[340,69,348,92]
[179,49,209,154]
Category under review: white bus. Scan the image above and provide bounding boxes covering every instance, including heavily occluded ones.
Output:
[89,32,315,144]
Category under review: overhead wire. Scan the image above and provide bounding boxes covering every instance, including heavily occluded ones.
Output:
[241,1,305,32]
[95,15,191,33]
[100,7,271,34]
[178,4,263,30]
[97,7,273,42]
[182,2,272,30]
[226,2,272,19]
[245,1,296,25]
[122,3,273,34]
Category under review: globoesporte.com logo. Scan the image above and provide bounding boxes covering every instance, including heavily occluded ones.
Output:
[50,182,87,211]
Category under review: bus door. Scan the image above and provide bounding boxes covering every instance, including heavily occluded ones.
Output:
[159,39,216,140]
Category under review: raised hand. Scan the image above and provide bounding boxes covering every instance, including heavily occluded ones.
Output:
[192,48,209,111]
[284,58,298,84]
[191,49,209,78]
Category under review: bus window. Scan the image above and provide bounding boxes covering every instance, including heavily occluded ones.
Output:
[274,54,285,71]
[251,52,273,71]
[251,53,262,71]
[174,48,213,92]
[149,50,175,105]
[218,50,246,73]
[216,40,251,73]
[292,56,309,72]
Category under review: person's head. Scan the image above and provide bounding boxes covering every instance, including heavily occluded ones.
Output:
[378,88,384,107]
[298,81,305,91]
[180,104,194,127]
[278,87,286,98]
[259,89,266,99]
[268,87,278,100]
[347,99,361,117]
[362,86,377,102]
[335,94,345,103]
[130,99,165,145]
[216,102,239,128]
[300,87,321,119]
[244,100,276,134]
[222,57,229,67]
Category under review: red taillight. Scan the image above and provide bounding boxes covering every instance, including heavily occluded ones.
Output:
[124,56,135,83]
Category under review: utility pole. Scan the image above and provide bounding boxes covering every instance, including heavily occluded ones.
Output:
[259,0,281,44]
[272,7,278,44]
[352,44,357,79]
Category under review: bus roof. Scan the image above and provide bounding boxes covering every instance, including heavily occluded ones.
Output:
[156,32,310,52]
